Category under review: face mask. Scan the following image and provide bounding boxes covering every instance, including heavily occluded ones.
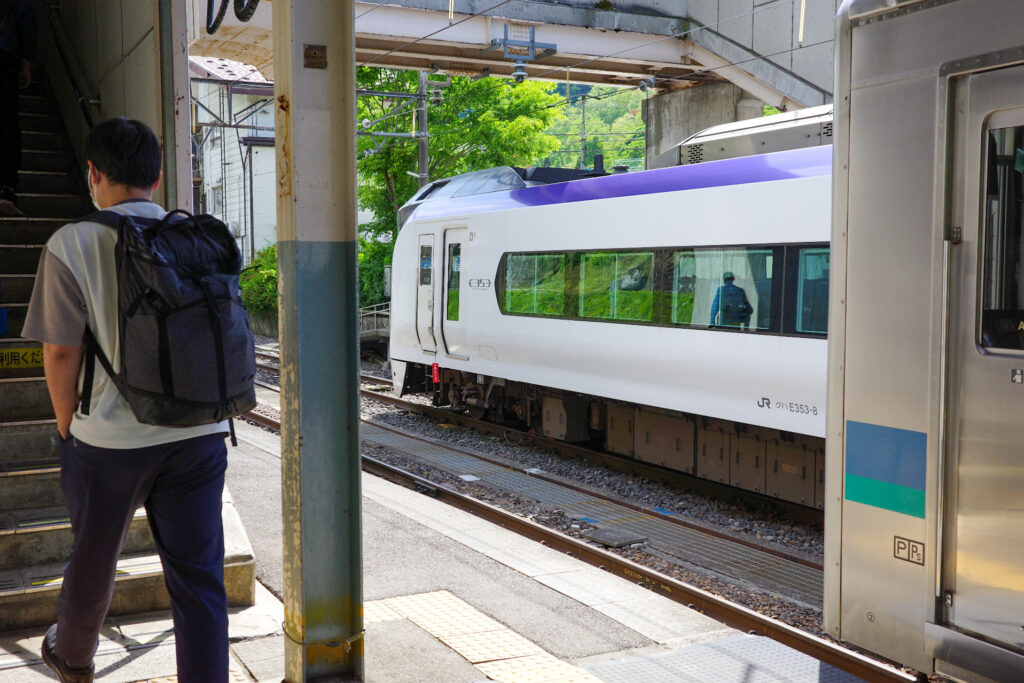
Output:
[87,169,101,211]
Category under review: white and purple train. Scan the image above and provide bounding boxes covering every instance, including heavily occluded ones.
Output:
[389,117,831,508]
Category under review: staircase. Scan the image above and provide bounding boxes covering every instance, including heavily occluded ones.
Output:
[0,74,256,631]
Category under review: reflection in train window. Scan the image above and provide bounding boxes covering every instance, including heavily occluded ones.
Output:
[981,125,1024,350]
[419,245,432,285]
[447,243,461,321]
[671,248,774,330]
[503,253,566,316]
[577,251,654,322]
[796,248,829,334]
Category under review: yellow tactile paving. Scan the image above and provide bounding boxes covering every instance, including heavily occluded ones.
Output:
[363,599,403,624]
[380,591,598,683]
[384,590,504,636]
[476,653,603,683]
[439,628,546,664]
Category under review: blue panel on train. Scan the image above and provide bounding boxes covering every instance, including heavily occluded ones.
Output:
[845,420,927,518]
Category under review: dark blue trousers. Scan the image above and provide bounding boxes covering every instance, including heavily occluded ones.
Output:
[55,433,229,682]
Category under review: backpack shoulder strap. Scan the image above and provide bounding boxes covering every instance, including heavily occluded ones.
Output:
[82,210,126,230]
[80,327,128,415]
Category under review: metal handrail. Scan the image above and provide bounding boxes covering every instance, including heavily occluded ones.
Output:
[359,302,390,333]
[41,2,97,129]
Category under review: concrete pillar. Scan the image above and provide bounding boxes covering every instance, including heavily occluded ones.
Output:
[273,0,363,680]
[642,83,766,169]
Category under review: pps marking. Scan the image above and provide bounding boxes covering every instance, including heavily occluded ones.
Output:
[893,536,925,566]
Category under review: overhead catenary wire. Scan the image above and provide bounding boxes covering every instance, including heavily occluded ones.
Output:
[423,38,832,141]
[195,0,807,120]
[358,0,516,68]
[356,0,809,133]
[356,1,389,20]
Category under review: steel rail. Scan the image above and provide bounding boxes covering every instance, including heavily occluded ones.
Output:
[251,360,822,525]
[263,372,820,568]
[238,406,913,683]
[358,385,824,527]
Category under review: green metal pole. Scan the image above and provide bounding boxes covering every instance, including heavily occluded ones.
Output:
[273,1,363,679]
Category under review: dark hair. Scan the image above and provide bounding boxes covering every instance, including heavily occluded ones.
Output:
[85,117,162,189]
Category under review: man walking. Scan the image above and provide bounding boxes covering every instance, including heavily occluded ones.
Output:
[0,0,34,216]
[23,118,230,682]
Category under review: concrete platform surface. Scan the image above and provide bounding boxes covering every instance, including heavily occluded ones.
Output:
[0,422,860,681]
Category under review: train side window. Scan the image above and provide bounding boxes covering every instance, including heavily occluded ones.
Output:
[577,251,654,322]
[447,244,461,321]
[419,246,432,285]
[981,125,1024,350]
[670,247,775,331]
[796,248,829,334]
[501,253,566,316]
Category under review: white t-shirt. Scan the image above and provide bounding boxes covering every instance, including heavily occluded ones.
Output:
[23,200,228,449]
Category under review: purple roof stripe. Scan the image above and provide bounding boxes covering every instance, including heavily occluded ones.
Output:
[411,145,832,222]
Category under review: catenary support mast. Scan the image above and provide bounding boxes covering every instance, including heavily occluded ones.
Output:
[273,1,363,679]
[417,71,429,187]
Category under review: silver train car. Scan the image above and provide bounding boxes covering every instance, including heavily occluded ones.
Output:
[389,122,832,508]
[828,0,1024,680]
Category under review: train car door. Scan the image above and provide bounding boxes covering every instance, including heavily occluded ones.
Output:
[943,64,1024,651]
[442,227,469,359]
[416,234,437,353]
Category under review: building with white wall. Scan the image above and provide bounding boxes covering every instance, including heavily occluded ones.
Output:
[189,56,374,264]
[190,56,277,264]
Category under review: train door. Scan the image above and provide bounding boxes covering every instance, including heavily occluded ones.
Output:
[416,234,437,353]
[441,227,469,359]
[943,64,1024,650]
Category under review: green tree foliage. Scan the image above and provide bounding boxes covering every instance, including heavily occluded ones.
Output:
[240,244,278,315]
[539,86,646,171]
[357,68,564,305]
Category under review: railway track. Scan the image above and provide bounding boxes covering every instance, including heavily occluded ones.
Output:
[254,346,823,526]
[240,386,912,683]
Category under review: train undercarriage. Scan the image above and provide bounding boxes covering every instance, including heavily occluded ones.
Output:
[399,363,824,509]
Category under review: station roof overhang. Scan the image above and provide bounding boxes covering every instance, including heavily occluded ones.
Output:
[187,0,829,110]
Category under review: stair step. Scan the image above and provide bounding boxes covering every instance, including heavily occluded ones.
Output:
[0,275,36,304]
[0,507,152,572]
[1,304,27,339]
[21,130,67,152]
[0,378,53,421]
[12,194,90,220]
[0,339,42,379]
[0,245,42,274]
[21,150,75,173]
[0,497,256,630]
[0,218,64,246]
[0,468,62,511]
[18,78,49,99]
[0,420,60,466]
[0,554,167,631]
[18,112,61,133]
[17,94,54,115]
[17,170,82,195]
